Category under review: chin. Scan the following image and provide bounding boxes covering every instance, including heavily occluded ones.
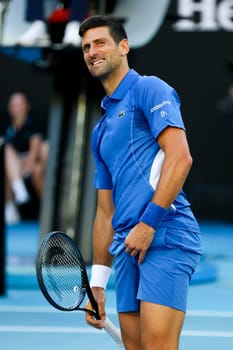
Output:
[90,70,106,80]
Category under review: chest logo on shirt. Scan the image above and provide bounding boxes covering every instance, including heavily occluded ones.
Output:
[117,110,126,118]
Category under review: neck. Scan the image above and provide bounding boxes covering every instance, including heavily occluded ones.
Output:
[102,64,130,96]
[12,115,27,129]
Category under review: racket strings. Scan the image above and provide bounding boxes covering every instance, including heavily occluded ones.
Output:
[40,234,86,310]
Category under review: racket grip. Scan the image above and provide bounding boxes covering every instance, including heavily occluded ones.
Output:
[104,317,124,347]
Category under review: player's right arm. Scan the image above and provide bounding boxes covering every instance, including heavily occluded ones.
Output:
[93,189,115,267]
[86,189,114,329]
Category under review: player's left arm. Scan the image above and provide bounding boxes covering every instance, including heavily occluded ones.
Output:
[153,126,192,207]
[125,126,192,263]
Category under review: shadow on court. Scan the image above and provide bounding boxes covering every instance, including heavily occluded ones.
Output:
[0,220,233,349]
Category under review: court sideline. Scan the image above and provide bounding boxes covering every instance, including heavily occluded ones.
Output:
[0,220,233,349]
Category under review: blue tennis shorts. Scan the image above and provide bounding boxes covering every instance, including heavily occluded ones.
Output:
[110,226,201,313]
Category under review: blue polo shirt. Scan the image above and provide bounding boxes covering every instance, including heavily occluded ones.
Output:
[92,69,200,239]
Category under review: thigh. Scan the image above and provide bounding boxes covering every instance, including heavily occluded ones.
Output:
[118,312,141,350]
[140,302,185,350]
[5,146,24,177]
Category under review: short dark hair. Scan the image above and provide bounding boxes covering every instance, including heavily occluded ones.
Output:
[79,15,128,44]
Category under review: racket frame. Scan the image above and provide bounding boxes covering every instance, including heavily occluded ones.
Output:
[36,231,123,347]
[36,231,101,318]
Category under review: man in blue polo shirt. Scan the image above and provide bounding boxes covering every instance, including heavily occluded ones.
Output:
[79,15,201,350]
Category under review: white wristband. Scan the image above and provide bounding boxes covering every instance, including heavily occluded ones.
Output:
[89,264,112,289]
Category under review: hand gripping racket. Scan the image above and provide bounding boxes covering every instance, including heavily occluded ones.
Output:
[36,231,123,347]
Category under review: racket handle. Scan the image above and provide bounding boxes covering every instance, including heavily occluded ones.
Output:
[104,317,124,347]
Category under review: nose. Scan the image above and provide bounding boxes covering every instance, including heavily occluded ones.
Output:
[88,44,98,57]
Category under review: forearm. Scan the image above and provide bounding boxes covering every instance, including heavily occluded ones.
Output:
[139,149,192,233]
[92,207,114,267]
[152,151,192,209]
[89,206,114,289]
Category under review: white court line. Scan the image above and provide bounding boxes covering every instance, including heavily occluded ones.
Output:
[0,305,117,314]
[0,326,232,338]
[0,306,56,313]
[182,330,233,338]
[187,310,233,318]
[0,306,233,318]
[0,326,99,333]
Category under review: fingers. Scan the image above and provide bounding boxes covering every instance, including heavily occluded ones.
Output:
[85,304,105,329]
[85,311,105,330]
[124,222,155,263]
[85,289,106,330]
[125,244,146,264]
[125,246,140,257]
[138,250,146,264]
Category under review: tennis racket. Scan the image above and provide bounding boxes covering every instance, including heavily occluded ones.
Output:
[36,231,123,347]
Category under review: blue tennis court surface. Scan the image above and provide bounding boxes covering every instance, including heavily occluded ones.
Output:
[1,220,233,349]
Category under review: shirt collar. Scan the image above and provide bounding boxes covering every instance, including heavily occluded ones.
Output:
[111,69,139,100]
[101,69,140,111]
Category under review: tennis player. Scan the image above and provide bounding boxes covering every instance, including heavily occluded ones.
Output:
[79,15,202,350]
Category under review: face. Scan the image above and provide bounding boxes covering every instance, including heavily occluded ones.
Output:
[8,93,30,121]
[81,26,128,81]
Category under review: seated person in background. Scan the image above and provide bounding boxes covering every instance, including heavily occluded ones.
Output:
[4,92,49,224]
[16,0,89,46]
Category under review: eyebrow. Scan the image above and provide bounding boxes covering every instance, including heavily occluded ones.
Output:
[82,37,109,50]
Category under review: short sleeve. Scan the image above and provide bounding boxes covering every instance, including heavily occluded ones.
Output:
[135,76,185,139]
[91,126,112,189]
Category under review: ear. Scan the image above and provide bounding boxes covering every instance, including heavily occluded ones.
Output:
[119,39,130,56]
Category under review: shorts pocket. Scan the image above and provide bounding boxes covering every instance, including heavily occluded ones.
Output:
[150,226,202,255]
[165,228,202,254]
